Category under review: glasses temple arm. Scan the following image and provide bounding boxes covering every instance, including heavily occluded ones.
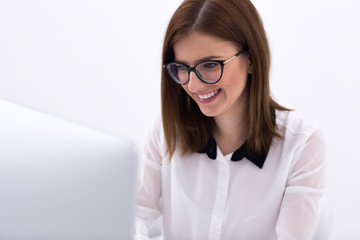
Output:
[223,50,245,64]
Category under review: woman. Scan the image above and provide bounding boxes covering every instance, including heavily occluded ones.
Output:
[135,0,326,239]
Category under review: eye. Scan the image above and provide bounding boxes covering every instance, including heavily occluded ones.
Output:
[202,62,220,69]
[176,64,188,72]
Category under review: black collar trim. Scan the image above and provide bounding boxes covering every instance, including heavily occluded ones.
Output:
[198,136,268,169]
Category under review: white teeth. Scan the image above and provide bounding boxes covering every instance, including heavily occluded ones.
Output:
[198,90,219,100]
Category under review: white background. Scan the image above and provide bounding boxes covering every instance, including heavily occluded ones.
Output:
[0,0,359,238]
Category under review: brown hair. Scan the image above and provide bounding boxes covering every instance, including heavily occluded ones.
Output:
[161,0,289,159]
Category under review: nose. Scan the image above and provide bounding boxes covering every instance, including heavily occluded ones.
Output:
[187,71,207,92]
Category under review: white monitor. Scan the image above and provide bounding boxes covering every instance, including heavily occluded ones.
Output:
[0,99,137,240]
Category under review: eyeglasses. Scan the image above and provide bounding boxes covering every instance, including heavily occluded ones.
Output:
[164,50,244,85]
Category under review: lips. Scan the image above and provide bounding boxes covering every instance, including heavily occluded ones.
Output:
[195,89,221,102]
[197,89,219,100]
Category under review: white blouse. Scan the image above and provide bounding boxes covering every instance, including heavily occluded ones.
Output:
[134,110,326,240]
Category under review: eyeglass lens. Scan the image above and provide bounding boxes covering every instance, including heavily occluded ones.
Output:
[166,61,222,84]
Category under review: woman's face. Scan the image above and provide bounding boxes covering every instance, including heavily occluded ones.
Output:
[173,31,251,119]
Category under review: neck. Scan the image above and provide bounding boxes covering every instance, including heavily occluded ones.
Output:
[213,92,248,155]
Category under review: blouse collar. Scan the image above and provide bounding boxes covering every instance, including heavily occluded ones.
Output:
[198,136,268,169]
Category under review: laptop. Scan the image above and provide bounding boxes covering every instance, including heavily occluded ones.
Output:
[0,99,137,240]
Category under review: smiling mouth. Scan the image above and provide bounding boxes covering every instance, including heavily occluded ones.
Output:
[197,89,220,100]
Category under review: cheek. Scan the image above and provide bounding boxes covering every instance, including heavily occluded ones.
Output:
[220,69,248,94]
[222,70,246,86]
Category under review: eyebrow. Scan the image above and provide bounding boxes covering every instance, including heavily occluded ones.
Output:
[174,55,222,65]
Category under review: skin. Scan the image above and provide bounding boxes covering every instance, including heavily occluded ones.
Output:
[173,31,252,155]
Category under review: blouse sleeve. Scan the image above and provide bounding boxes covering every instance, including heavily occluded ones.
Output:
[276,128,327,239]
[134,119,163,240]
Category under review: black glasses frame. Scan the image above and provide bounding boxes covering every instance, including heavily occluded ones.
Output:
[164,50,245,85]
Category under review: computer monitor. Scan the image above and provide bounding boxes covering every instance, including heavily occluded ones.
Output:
[0,99,137,240]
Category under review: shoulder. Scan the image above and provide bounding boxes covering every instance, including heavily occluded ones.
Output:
[143,115,166,158]
[276,110,318,137]
[275,110,325,149]
[275,110,326,166]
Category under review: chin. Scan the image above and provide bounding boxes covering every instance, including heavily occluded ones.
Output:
[198,108,219,117]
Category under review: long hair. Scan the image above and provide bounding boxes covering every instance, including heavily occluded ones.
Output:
[161,0,289,159]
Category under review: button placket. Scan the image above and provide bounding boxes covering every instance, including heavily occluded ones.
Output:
[208,149,230,240]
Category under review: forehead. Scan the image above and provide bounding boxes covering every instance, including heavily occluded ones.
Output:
[173,31,237,63]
